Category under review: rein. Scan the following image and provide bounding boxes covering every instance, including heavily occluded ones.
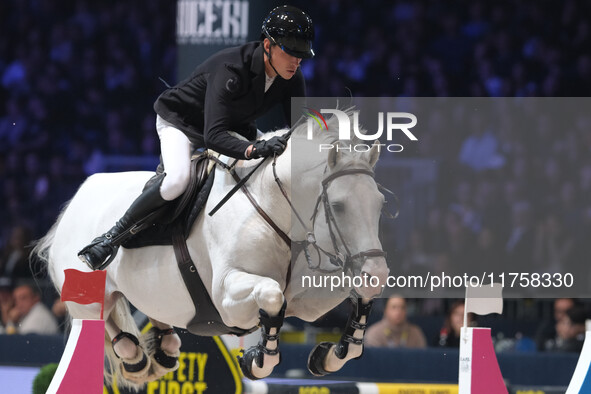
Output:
[207,154,291,247]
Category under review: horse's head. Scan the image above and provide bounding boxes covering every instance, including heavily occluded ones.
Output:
[312,140,389,298]
[279,108,391,299]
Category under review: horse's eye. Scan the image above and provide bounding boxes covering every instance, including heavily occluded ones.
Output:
[331,202,345,213]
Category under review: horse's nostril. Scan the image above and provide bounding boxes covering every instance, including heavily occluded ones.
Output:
[360,270,381,287]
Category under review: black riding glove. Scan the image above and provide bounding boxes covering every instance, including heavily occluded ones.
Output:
[250,136,287,159]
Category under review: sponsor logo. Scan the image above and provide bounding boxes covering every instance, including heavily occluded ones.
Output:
[177,0,249,45]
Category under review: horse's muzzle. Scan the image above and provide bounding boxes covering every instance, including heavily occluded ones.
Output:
[354,256,389,299]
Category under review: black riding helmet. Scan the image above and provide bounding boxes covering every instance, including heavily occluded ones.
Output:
[261,5,315,59]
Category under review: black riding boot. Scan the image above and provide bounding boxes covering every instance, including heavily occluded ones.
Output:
[78,177,168,270]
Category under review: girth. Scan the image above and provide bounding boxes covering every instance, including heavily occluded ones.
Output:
[172,221,257,336]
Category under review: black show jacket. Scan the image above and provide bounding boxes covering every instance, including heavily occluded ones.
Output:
[154,41,306,159]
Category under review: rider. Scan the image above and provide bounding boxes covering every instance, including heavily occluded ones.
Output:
[78,5,315,270]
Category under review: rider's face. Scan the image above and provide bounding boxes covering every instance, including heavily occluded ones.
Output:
[263,38,302,80]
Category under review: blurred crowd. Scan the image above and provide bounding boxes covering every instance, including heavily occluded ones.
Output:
[0,0,175,251]
[363,295,587,353]
[304,0,591,97]
[1,0,590,347]
[396,102,591,283]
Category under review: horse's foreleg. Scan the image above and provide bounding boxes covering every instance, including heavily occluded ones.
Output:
[238,300,286,380]
[220,272,285,380]
[308,296,373,376]
[141,318,181,381]
[220,272,285,323]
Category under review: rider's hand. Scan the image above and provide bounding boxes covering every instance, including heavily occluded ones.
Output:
[249,136,287,159]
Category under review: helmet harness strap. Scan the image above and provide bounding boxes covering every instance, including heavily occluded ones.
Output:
[262,28,282,79]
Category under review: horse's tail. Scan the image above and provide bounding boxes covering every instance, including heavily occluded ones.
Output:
[31,201,71,292]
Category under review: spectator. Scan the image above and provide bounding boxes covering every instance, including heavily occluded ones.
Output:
[0,276,14,334]
[535,298,576,351]
[443,209,475,271]
[365,295,427,348]
[504,201,535,271]
[0,225,33,280]
[401,229,435,275]
[51,298,68,328]
[533,212,575,273]
[423,207,447,254]
[5,281,59,335]
[458,112,504,172]
[449,180,481,234]
[473,227,503,271]
[435,300,475,348]
[545,305,587,353]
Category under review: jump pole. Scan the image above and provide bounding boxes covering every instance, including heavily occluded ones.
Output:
[566,321,591,393]
[459,284,507,394]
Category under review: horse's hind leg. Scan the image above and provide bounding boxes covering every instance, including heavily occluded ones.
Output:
[104,297,151,385]
[66,292,150,386]
[141,318,181,381]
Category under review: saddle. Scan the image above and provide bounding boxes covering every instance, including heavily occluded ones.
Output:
[123,152,256,337]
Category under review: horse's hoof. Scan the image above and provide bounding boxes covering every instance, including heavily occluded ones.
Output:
[237,346,264,380]
[120,348,151,383]
[145,348,179,381]
[307,342,334,377]
[154,347,179,369]
[138,326,181,382]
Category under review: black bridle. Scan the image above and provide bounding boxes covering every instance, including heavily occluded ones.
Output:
[273,159,387,276]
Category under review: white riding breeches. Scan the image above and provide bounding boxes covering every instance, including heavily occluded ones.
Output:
[155,115,193,201]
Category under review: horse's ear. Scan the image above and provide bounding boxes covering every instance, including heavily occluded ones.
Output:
[368,140,381,168]
[327,143,340,169]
